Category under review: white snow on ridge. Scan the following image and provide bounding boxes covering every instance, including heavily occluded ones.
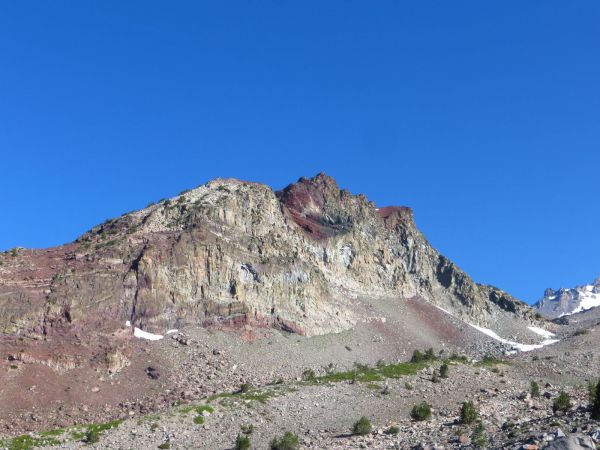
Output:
[527,326,555,339]
[166,329,179,335]
[568,289,600,316]
[133,327,164,341]
[469,323,559,352]
[432,304,559,353]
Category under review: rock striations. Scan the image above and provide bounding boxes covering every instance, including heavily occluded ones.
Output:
[0,173,534,339]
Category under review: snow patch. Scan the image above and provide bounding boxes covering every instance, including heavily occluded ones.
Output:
[133,327,164,341]
[527,326,555,339]
[431,303,559,353]
[568,290,600,315]
[469,323,559,352]
[166,329,179,335]
[125,320,131,327]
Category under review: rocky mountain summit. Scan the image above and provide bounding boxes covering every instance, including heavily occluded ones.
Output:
[535,278,600,319]
[0,173,535,341]
[6,173,588,450]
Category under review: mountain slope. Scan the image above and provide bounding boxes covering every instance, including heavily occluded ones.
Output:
[534,278,600,319]
[0,173,536,340]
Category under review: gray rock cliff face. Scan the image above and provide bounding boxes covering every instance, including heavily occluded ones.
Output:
[0,173,534,337]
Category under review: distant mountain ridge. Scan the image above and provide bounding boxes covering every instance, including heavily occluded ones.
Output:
[534,278,600,319]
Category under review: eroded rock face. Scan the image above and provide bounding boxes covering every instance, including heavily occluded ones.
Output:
[0,173,534,338]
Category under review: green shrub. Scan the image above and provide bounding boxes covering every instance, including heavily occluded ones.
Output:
[450,353,469,363]
[411,402,432,421]
[588,379,598,404]
[270,431,300,450]
[352,416,372,436]
[239,383,252,393]
[158,442,171,449]
[235,434,251,450]
[85,429,100,444]
[411,350,424,363]
[301,369,316,382]
[432,373,440,383]
[591,379,600,420]
[440,363,449,378]
[460,401,478,424]
[471,422,489,448]
[553,391,572,414]
[404,382,413,390]
[387,425,400,435]
[530,381,540,397]
[241,424,255,435]
[424,348,436,361]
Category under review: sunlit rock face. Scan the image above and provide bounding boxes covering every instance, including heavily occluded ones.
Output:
[0,173,534,338]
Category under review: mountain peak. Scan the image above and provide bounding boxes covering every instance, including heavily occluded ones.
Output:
[535,278,600,318]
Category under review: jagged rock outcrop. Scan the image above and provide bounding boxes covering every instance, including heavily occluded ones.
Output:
[535,278,600,319]
[0,173,534,338]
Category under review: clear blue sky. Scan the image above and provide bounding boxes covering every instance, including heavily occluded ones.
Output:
[1,2,598,304]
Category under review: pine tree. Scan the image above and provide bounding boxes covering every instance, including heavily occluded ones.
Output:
[592,379,600,420]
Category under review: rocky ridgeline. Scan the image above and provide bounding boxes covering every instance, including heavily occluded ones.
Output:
[0,173,535,339]
[535,279,600,319]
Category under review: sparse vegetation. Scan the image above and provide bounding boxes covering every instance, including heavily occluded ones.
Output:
[158,441,171,449]
[308,360,427,385]
[387,425,400,435]
[269,431,300,450]
[471,422,489,448]
[241,424,255,435]
[477,355,508,367]
[588,379,597,403]
[411,350,424,363]
[234,434,251,450]
[411,402,432,421]
[352,416,372,435]
[302,369,316,382]
[207,389,272,405]
[239,383,253,393]
[530,381,540,397]
[460,401,478,424]
[591,379,600,420]
[449,353,469,363]
[85,428,100,444]
[552,391,572,414]
[440,362,449,378]
[0,434,62,450]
